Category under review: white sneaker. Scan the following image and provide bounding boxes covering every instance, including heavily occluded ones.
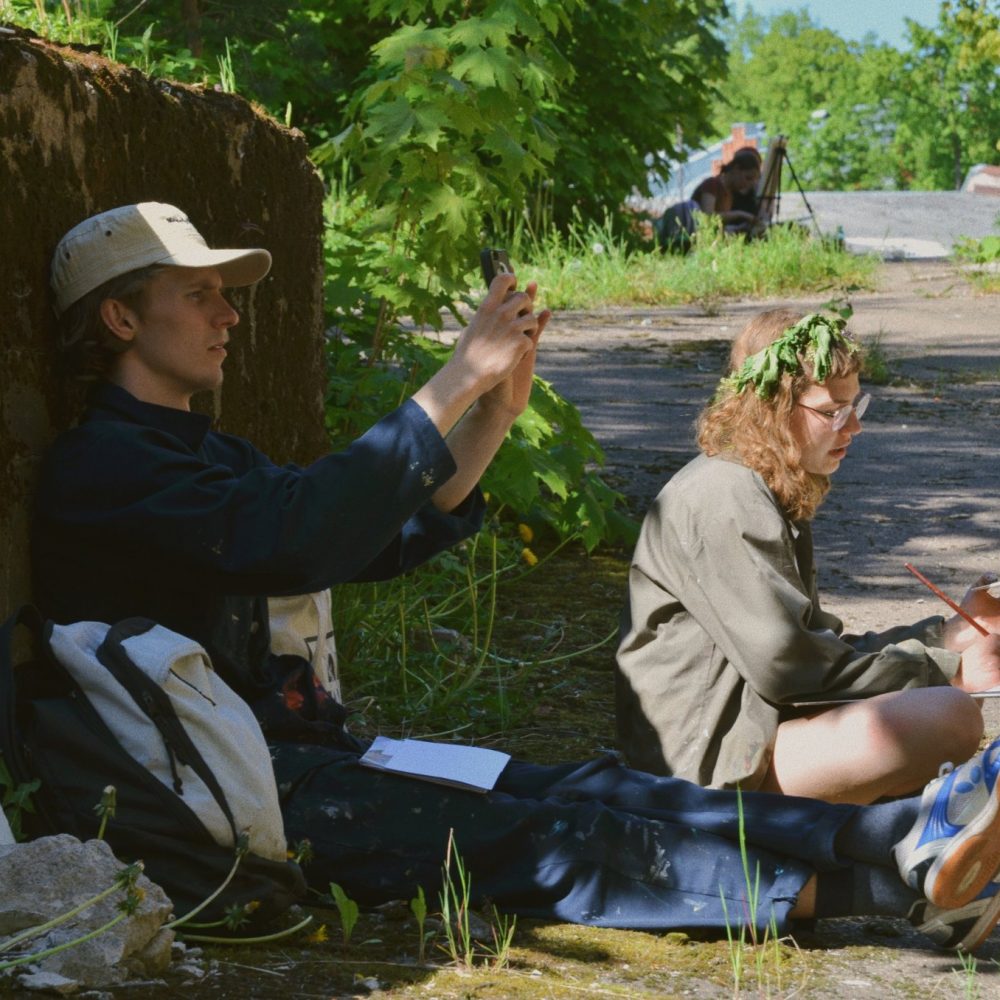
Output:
[910,875,1000,952]
[894,737,1000,909]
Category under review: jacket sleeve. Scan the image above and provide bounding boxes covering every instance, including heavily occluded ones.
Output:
[636,467,957,705]
[43,398,484,596]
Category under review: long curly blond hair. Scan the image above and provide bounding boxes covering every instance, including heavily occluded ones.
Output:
[697,308,863,521]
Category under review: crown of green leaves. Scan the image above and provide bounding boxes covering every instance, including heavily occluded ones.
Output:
[719,312,859,400]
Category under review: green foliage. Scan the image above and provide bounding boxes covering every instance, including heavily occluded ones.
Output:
[860,332,893,386]
[0,757,39,842]
[953,232,1000,291]
[410,885,431,963]
[438,829,474,969]
[955,234,1000,263]
[542,0,728,227]
[332,526,524,736]
[314,1,580,333]
[716,9,905,190]
[488,375,631,552]
[895,0,1000,190]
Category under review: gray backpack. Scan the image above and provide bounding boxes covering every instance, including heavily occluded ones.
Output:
[0,609,306,928]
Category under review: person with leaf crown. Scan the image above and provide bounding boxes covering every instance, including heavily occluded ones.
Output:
[617,308,1000,805]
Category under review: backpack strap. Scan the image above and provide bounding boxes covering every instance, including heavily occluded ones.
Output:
[94,618,240,845]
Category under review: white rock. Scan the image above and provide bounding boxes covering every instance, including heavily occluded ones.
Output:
[0,835,174,988]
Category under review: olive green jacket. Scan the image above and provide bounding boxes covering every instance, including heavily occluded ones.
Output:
[615,453,959,789]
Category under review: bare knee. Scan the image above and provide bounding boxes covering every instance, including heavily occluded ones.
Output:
[932,688,984,761]
[873,687,982,767]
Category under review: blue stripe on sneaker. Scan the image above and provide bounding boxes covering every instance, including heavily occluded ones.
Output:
[917,769,963,848]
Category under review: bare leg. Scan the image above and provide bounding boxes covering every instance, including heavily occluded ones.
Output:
[759,687,983,804]
[788,875,817,919]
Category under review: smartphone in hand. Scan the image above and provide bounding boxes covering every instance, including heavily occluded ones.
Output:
[480,247,534,327]
[480,248,513,286]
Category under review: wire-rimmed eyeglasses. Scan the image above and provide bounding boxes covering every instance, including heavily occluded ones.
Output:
[796,392,871,432]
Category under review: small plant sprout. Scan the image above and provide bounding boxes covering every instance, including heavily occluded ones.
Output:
[290,837,314,867]
[0,758,39,841]
[328,882,360,945]
[718,789,798,998]
[217,36,236,93]
[956,948,979,1000]
[104,20,119,61]
[94,785,117,839]
[410,885,431,964]
[483,903,517,970]
[438,829,474,969]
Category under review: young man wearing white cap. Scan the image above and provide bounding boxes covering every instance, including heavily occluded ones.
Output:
[30,203,1000,950]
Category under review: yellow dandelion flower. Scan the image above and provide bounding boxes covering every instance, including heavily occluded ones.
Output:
[521,547,538,567]
[306,923,329,944]
[517,523,534,544]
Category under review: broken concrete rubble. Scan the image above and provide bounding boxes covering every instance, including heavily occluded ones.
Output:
[0,835,174,990]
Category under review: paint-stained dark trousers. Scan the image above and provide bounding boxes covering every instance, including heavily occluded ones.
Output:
[272,745,859,934]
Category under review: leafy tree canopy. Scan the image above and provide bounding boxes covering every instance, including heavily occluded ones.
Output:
[715,0,1000,191]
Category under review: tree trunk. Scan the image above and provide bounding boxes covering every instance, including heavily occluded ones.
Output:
[181,0,202,58]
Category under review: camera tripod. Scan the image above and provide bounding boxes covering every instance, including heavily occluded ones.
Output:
[755,136,823,239]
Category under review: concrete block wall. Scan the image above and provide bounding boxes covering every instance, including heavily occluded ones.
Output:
[0,25,329,619]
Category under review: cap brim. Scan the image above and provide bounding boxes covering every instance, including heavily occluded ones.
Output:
[160,247,272,288]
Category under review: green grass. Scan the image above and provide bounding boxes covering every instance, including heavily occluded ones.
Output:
[952,235,1000,293]
[510,216,879,312]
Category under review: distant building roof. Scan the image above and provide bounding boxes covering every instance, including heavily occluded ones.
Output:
[962,164,1000,195]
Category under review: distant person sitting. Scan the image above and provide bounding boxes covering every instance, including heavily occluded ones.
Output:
[691,146,762,234]
[655,147,763,251]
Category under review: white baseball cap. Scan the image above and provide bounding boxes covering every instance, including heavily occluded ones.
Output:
[51,202,272,313]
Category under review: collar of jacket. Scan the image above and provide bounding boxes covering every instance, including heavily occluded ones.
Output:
[85,381,213,451]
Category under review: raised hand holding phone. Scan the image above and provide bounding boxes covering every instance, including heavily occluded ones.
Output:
[481,247,531,321]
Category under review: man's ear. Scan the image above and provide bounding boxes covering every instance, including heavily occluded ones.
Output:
[99,298,139,343]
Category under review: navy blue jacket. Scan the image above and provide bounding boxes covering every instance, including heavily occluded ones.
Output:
[33,383,484,726]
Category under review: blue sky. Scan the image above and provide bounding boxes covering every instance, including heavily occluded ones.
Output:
[727,0,943,49]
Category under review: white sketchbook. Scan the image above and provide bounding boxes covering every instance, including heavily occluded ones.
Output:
[359,736,510,793]
[791,687,1000,707]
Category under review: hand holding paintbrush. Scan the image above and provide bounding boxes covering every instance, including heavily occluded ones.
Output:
[904,563,1000,693]
[904,563,990,636]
